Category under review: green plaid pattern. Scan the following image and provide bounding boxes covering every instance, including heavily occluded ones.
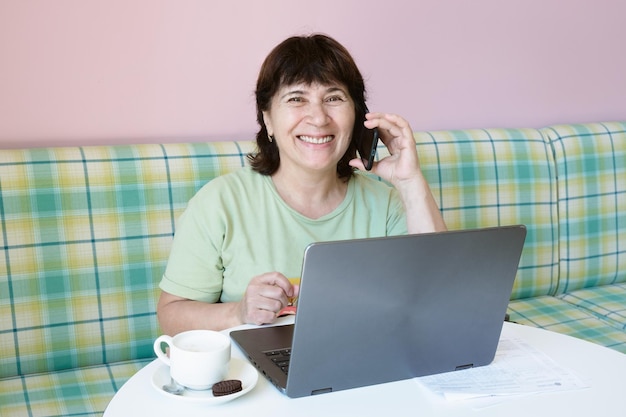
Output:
[378,123,626,354]
[1,141,254,416]
[557,283,626,330]
[508,296,626,353]
[506,122,626,353]
[382,128,559,299]
[0,359,151,417]
[541,122,626,293]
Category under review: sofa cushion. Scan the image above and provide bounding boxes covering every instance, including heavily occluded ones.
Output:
[507,295,626,353]
[557,283,626,330]
[542,122,626,293]
[407,128,559,299]
[0,359,150,417]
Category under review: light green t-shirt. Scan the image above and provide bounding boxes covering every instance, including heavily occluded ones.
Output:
[160,167,407,303]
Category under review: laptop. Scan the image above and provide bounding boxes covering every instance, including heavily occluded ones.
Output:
[230,225,526,398]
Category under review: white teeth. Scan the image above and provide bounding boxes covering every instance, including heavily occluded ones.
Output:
[298,135,333,144]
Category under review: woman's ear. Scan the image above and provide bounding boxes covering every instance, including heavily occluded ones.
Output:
[262,111,273,137]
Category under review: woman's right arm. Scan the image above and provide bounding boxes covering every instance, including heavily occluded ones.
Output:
[157,272,299,335]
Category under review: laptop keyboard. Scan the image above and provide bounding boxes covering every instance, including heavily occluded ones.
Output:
[264,348,292,375]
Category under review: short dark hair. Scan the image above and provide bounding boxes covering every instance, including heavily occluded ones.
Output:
[248,34,367,180]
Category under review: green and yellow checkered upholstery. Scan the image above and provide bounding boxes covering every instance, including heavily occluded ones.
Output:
[1,122,625,416]
[378,122,626,353]
[409,128,559,300]
[546,123,626,293]
[508,122,626,350]
[1,142,254,416]
[547,123,626,338]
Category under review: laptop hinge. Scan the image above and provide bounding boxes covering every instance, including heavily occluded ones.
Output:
[311,387,333,395]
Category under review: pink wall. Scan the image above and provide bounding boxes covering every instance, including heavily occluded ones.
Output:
[1,0,625,149]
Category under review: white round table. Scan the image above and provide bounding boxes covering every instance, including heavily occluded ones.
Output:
[104,318,626,416]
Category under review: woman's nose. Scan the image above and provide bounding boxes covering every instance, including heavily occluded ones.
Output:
[306,102,330,126]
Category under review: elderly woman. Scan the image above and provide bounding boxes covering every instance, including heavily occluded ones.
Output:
[157,34,446,334]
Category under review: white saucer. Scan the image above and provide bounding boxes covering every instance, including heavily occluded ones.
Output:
[151,358,258,405]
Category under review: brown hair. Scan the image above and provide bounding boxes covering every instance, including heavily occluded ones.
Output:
[248,34,367,180]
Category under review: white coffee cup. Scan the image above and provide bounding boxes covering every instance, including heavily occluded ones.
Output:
[153,330,231,390]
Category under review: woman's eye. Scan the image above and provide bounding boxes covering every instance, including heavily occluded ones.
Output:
[326,95,346,103]
[287,96,304,103]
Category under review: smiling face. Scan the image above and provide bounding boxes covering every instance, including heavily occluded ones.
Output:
[262,82,356,176]
[251,34,367,179]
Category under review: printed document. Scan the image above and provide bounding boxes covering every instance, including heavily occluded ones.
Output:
[417,337,589,402]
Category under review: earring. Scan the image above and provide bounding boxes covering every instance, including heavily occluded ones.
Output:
[268,134,274,143]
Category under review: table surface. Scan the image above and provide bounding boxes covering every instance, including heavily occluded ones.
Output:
[104,317,626,416]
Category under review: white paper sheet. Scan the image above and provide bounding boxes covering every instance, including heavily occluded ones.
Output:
[416,337,590,402]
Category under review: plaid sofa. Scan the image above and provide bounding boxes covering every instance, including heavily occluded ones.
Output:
[1,121,625,416]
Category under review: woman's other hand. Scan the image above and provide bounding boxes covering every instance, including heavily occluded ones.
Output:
[238,272,300,325]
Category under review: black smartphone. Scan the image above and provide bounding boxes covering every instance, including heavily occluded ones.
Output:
[357,109,379,171]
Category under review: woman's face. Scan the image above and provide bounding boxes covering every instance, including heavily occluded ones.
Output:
[262,82,355,176]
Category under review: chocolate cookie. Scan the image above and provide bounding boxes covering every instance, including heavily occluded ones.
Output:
[212,379,242,397]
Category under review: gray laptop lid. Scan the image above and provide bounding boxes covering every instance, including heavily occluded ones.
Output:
[231,225,526,398]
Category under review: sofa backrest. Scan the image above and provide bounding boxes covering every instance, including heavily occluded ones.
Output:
[0,142,254,378]
[2,122,623,379]
[541,122,626,294]
[388,128,560,300]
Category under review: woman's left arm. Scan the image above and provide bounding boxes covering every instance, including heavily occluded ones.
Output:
[350,113,447,234]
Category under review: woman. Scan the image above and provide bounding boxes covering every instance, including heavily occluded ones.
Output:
[157,34,446,334]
